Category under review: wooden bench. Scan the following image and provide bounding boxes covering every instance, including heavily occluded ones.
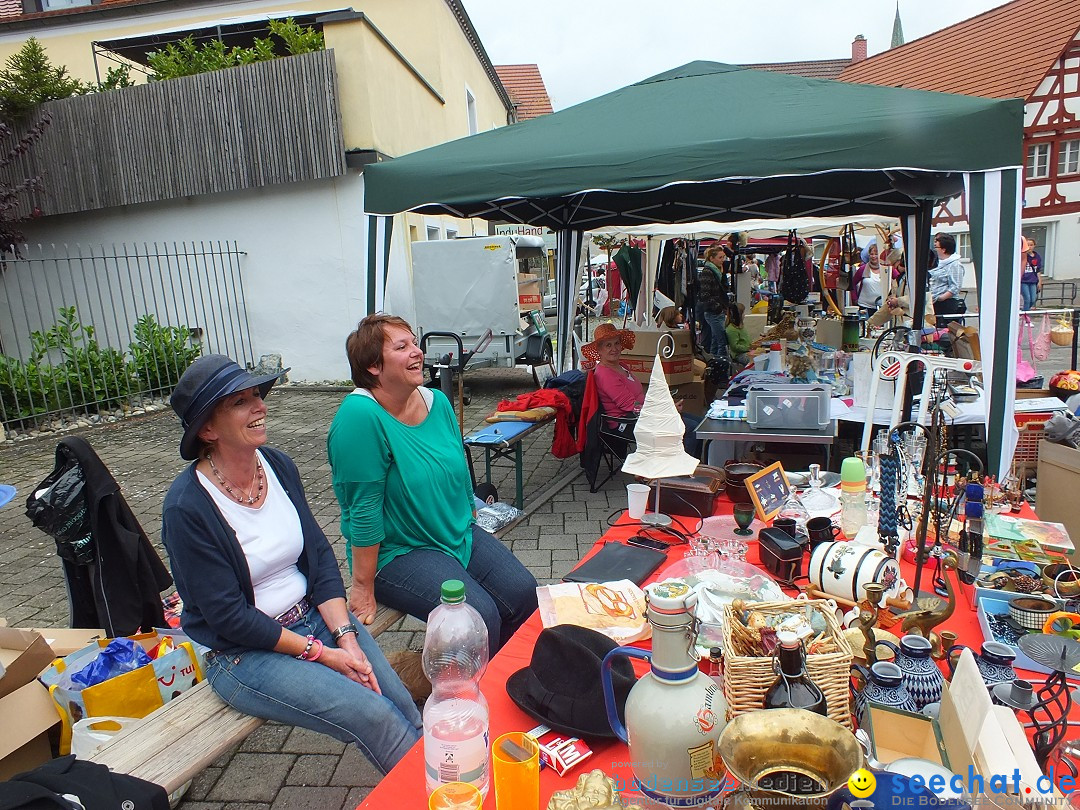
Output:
[89,604,404,795]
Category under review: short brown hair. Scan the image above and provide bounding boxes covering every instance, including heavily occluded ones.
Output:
[345,314,414,389]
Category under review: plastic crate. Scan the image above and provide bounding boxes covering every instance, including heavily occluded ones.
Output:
[746,384,831,430]
[1013,411,1053,471]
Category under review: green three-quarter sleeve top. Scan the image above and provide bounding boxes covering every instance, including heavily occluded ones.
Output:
[327,387,474,572]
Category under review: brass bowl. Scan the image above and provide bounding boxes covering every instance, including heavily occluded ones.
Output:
[718,708,864,808]
[1043,564,1080,598]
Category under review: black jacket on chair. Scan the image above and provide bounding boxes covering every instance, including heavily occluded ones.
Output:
[53,436,172,635]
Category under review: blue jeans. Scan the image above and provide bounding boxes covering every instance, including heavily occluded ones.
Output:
[206,610,421,775]
[375,526,538,658]
[1021,282,1038,311]
[703,311,727,357]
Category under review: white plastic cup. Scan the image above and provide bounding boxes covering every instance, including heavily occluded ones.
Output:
[626,483,651,519]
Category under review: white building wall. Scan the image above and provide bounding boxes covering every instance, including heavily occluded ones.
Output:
[9,174,373,382]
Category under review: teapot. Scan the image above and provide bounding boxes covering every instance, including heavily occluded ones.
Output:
[602,581,727,806]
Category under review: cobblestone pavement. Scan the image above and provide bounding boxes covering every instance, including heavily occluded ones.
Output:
[0,365,630,810]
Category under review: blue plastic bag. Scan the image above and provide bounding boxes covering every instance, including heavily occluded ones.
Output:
[70,637,152,689]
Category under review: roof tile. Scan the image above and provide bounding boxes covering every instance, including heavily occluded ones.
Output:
[494,63,553,120]
[744,58,852,81]
[839,0,1080,99]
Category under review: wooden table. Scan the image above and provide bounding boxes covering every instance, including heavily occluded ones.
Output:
[357,498,1062,809]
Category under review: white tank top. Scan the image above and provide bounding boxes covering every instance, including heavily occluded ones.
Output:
[197,450,307,618]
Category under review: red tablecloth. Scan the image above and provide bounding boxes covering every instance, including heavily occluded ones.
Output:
[357,498,1046,809]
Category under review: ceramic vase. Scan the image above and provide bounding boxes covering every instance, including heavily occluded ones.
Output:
[874,635,944,711]
[947,641,1017,688]
[850,661,917,724]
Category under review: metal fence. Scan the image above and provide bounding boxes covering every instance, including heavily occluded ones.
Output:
[0,241,251,429]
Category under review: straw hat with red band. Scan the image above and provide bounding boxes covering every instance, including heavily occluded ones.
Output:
[581,323,635,363]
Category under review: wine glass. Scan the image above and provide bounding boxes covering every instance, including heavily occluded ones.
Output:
[733,504,756,537]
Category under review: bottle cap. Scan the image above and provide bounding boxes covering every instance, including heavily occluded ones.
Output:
[440,579,466,603]
[844,306,861,316]
[840,457,867,492]
[777,630,800,648]
[770,342,782,351]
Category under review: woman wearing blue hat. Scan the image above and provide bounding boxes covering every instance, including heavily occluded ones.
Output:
[161,354,421,774]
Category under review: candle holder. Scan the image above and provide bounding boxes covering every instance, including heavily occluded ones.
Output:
[1017,634,1080,770]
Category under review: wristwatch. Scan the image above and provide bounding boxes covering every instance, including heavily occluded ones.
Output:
[331,624,358,642]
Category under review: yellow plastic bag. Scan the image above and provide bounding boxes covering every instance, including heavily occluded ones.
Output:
[39,630,204,753]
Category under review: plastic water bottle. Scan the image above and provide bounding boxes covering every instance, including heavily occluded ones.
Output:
[422,580,490,798]
[840,456,868,539]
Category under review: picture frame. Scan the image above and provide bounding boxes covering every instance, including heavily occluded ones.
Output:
[744,461,792,522]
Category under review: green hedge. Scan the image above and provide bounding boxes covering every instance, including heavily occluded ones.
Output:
[0,307,200,428]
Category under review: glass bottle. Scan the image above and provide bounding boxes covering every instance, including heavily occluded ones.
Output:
[800,463,836,514]
[763,631,828,716]
[776,489,811,541]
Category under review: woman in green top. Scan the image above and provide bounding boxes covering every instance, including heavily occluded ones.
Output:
[327,314,537,656]
[725,302,752,369]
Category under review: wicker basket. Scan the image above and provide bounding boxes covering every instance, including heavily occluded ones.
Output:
[721,599,853,730]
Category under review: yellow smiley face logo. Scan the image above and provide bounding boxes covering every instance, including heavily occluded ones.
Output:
[847,768,876,798]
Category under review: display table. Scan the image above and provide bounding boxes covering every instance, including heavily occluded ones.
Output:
[357,496,1062,809]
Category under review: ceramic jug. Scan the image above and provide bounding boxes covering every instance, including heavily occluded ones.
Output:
[874,635,944,711]
[602,580,728,807]
[946,641,1017,688]
[850,661,917,724]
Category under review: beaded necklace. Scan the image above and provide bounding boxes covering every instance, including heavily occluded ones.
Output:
[207,451,265,505]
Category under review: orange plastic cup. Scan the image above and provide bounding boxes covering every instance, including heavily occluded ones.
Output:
[428,781,482,810]
[492,732,540,810]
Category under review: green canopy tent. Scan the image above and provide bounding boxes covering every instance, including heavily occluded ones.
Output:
[364,62,1024,478]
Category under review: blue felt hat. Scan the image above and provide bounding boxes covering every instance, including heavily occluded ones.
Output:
[170,354,287,460]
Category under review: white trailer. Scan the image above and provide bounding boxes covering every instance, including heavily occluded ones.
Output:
[409,235,553,372]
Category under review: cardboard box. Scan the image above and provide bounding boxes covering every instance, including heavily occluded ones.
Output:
[0,628,61,780]
[1037,440,1080,566]
[744,313,768,344]
[22,627,105,657]
[622,329,694,385]
[672,378,706,413]
[0,627,57,700]
[517,274,541,310]
[0,680,59,780]
[815,317,843,350]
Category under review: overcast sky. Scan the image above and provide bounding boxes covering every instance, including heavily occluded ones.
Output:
[463,0,1008,110]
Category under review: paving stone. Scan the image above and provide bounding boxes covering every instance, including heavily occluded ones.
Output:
[178,802,225,810]
[225,804,271,810]
[269,786,349,810]
[329,745,382,787]
[281,727,347,755]
[563,520,606,534]
[207,753,294,802]
[209,742,242,769]
[344,786,372,807]
[185,766,222,801]
[239,722,291,753]
[510,538,538,551]
[286,754,338,786]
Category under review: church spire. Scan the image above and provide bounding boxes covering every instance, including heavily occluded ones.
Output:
[891,2,905,48]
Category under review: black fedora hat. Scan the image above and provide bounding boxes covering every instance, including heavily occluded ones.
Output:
[170,354,287,460]
[505,624,636,739]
